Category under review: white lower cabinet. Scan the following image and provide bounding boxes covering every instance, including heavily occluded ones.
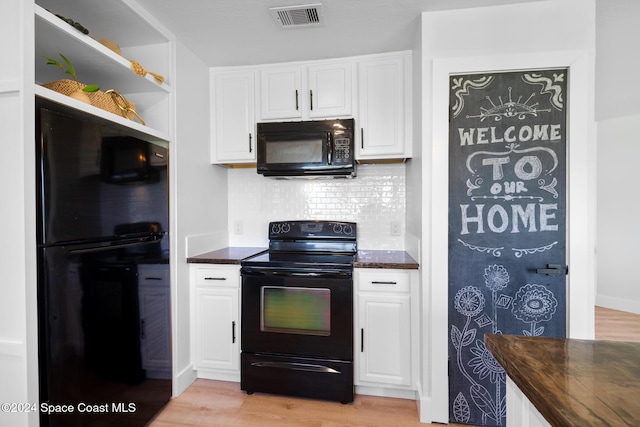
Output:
[355,268,418,396]
[191,264,241,381]
[357,293,411,385]
[138,264,171,379]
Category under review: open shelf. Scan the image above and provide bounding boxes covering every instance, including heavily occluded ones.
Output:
[36,85,170,144]
[34,0,173,138]
[35,5,169,94]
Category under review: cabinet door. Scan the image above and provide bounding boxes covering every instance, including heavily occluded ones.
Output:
[194,287,239,372]
[357,294,411,386]
[139,286,171,377]
[357,54,410,159]
[138,265,171,378]
[307,62,353,119]
[260,66,302,120]
[211,70,256,163]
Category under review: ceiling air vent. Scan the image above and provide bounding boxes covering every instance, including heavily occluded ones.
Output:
[269,4,325,29]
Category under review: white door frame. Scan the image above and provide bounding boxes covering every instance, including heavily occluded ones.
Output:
[423,50,596,423]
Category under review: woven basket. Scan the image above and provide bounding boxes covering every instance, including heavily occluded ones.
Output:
[41,79,137,121]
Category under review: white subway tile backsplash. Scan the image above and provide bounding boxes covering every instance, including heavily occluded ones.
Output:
[228,163,406,249]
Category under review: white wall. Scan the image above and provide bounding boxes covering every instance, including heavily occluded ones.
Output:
[227,163,407,249]
[173,40,230,394]
[595,0,640,121]
[0,0,38,426]
[596,114,640,313]
[594,0,640,313]
[418,0,596,423]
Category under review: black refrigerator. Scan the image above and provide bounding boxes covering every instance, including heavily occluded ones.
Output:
[36,101,171,427]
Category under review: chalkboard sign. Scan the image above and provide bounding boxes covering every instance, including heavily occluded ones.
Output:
[447,69,568,426]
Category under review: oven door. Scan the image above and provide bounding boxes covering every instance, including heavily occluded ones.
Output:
[241,268,353,361]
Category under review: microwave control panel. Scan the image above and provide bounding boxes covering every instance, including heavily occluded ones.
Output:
[333,138,351,164]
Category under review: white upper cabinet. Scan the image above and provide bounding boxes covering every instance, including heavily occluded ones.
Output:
[307,62,353,119]
[259,61,353,121]
[356,52,412,160]
[210,69,256,163]
[260,65,302,120]
[210,51,412,165]
[34,0,173,142]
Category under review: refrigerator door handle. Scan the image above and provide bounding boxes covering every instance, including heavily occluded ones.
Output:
[68,236,162,254]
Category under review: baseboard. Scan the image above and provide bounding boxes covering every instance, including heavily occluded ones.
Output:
[196,369,241,383]
[596,295,640,315]
[355,385,416,400]
[173,364,198,397]
[416,382,434,424]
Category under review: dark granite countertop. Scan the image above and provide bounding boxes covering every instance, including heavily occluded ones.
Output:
[355,250,419,269]
[485,334,640,427]
[187,247,418,269]
[186,247,267,265]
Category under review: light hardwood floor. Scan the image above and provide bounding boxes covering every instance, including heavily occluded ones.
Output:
[149,306,640,427]
[595,306,640,342]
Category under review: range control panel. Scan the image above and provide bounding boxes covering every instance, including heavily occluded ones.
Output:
[269,220,356,240]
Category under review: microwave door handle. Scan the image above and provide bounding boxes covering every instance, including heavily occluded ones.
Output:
[327,132,333,165]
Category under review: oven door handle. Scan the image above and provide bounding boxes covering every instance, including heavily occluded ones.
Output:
[251,361,340,374]
[242,269,351,279]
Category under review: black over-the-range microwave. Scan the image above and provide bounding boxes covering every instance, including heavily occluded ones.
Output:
[256,118,355,178]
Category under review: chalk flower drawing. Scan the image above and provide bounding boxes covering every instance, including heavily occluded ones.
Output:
[454,286,486,318]
[483,265,509,291]
[451,280,504,426]
[469,340,504,384]
[511,284,558,336]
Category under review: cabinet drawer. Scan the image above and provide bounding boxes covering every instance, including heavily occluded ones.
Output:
[194,266,240,288]
[357,270,410,293]
[138,264,169,286]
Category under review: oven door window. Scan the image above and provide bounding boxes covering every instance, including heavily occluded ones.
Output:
[261,286,330,336]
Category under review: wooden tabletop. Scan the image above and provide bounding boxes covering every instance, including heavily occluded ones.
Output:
[485,334,640,426]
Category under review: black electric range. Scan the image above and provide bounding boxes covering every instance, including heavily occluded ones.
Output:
[240,220,357,403]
